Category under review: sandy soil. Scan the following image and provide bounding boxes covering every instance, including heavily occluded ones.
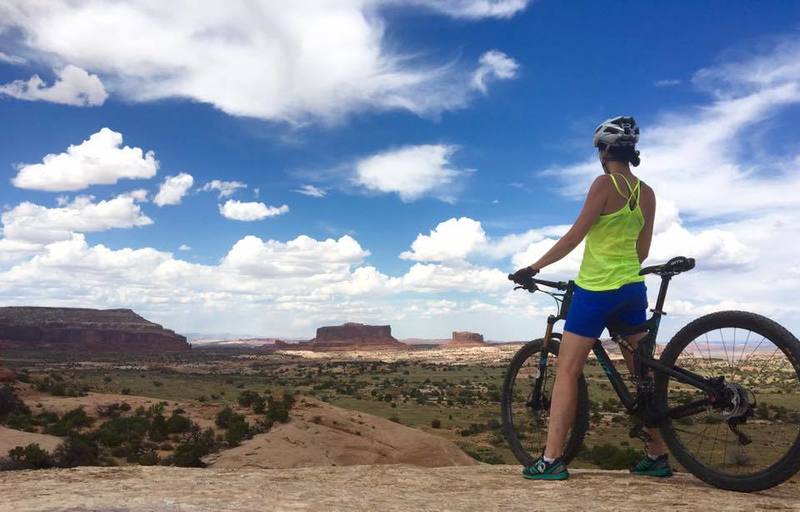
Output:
[1,464,798,512]
[205,396,476,468]
[0,426,62,455]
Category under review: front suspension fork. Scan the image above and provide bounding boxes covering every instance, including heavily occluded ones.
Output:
[529,316,557,410]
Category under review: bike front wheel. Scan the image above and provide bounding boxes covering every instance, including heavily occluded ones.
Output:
[501,336,589,467]
[655,311,800,491]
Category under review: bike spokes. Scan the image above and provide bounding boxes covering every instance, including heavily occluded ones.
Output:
[666,325,800,476]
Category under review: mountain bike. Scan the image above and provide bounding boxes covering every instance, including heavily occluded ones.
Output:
[501,256,800,492]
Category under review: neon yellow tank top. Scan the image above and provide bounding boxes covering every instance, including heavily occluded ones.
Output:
[575,174,645,291]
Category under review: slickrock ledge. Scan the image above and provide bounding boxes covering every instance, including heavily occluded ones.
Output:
[0,465,797,512]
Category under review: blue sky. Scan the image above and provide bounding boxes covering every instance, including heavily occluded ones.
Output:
[1,1,799,340]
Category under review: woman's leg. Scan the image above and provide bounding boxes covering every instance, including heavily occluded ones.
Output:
[620,332,668,456]
[543,331,596,460]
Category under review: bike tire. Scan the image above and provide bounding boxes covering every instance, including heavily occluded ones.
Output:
[501,337,590,467]
[655,310,800,492]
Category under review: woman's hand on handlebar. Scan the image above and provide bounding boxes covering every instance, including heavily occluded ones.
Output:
[509,266,539,285]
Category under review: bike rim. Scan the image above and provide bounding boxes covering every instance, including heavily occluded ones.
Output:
[665,325,800,477]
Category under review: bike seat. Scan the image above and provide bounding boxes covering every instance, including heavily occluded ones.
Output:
[639,256,695,277]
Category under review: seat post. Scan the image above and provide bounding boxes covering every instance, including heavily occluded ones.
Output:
[652,275,671,315]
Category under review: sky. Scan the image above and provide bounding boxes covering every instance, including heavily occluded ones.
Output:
[0,1,799,341]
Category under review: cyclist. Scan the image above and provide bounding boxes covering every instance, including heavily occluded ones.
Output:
[512,116,671,480]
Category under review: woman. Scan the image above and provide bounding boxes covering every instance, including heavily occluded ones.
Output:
[512,116,671,480]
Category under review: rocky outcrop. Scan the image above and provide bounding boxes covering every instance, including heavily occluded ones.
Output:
[294,323,406,351]
[1,465,797,512]
[443,331,487,348]
[0,359,14,382]
[0,307,190,353]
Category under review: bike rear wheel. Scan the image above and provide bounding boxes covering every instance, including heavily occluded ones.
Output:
[655,311,800,491]
[501,337,589,466]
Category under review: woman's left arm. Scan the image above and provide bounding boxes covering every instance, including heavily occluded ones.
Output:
[526,176,609,271]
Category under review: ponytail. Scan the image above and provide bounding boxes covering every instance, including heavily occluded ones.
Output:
[600,143,641,167]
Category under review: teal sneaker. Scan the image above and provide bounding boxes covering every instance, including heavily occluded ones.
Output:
[522,457,569,480]
[630,453,673,477]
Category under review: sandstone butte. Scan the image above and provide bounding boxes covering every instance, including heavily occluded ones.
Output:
[291,322,407,351]
[0,306,190,353]
[443,331,488,348]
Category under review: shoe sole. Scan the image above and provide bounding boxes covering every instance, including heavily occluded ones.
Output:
[631,469,673,478]
[522,473,570,481]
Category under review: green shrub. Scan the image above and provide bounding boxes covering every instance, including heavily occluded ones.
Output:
[215,407,235,428]
[7,443,54,469]
[148,413,168,442]
[53,435,100,467]
[138,449,160,466]
[165,412,192,434]
[431,419,441,429]
[579,443,640,470]
[46,407,92,436]
[93,415,149,447]
[237,390,261,408]
[0,386,30,420]
[171,429,216,467]
[225,416,251,447]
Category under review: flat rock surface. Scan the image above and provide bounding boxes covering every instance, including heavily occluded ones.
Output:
[0,426,62,455]
[1,464,798,512]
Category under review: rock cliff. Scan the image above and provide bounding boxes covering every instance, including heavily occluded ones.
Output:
[294,322,406,351]
[443,331,487,348]
[0,307,190,353]
[0,465,797,511]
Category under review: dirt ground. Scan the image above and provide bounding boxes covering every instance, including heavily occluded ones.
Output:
[1,464,798,512]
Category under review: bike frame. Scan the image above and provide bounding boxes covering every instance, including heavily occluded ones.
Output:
[537,273,725,427]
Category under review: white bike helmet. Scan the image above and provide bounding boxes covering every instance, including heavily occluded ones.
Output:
[592,116,639,148]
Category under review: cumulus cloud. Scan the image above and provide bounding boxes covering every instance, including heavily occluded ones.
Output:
[0,1,522,122]
[201,180,247,198]
[154,173,194,207]
[401,217,487,261]
[218,200,289,221]
[471,50,519,93]
[354,144,465,202]
[653,79,681,87]
[1,195,153,245]
[0,64,107,106]
[294,184,327,198]
[222,234,367,277]
[178,244,191,252]
[12,128,158,192]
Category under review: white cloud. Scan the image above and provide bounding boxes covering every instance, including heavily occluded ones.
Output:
[222,234,367,277]
[0,64,107,106]
[401,217,487,261]
[0,51,25,64]
[12,128,158,192]
[404,0,531,18]
[201,180,247,198]
[654,79,681,87]
[294,184,327,198]
[354,144,465,201]
[0,1,521,123]
[471,50,519,93]
[178,244,191,252]
[1,195,152,244]
[154,173,194,207]
[218,200,289,221]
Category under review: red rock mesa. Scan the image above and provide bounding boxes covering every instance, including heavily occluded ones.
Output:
[298,323,406,351]
[0,307,190,353]
[443,331,487,348]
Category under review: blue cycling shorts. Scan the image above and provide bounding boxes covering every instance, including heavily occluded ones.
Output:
[564,281,648,338]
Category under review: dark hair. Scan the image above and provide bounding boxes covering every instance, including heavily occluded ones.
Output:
[597,143,640,167]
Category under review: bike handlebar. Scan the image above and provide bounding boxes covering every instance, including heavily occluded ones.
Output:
[507,274,569,291]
